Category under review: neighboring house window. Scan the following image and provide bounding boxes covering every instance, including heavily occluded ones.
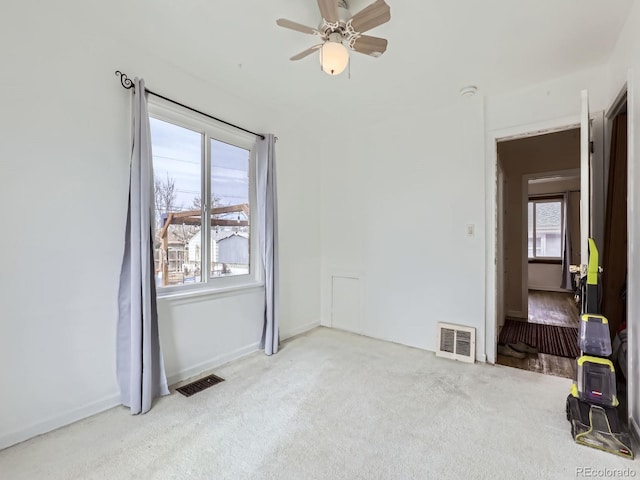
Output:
[528,197,563,260]
[148,98,257,293]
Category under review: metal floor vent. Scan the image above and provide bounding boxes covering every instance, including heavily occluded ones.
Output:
[176,374,225,397]
[436,322,476,364]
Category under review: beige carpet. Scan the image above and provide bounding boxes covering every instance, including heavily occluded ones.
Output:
[0,327,636,479]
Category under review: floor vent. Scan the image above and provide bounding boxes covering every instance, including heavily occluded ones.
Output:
[176,374,225,397]
[436,322,476,364]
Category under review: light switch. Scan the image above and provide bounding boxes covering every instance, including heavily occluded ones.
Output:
[467,224,475,236]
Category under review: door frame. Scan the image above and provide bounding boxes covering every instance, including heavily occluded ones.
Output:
[605,78,639,441]
[627,71,640,443]
[496,161,505,348]
[485,115,580,364]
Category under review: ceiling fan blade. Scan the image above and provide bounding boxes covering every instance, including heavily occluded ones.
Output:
[351,35,388,57]
[276,18,320,35]
[348,0,391,34]
[317,0,339,23]
[290,45,322,61]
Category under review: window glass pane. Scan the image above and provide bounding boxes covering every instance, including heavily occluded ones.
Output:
[150,117,203,287]
[527,202,534,257]
[535,201,562,257]
[210,139,250,278]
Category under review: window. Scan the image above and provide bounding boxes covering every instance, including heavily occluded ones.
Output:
[528,197,563,260]
[148,98,258,294]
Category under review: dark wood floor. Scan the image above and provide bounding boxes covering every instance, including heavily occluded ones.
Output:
[527,290,579,327]
[498,351,577,379]
[497,290,579,379]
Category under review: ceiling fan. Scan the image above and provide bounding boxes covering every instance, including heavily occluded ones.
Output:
[276,0,391,75]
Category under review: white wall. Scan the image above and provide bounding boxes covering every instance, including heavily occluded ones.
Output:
[318,65,610,366]
[321,97,487,360]
[486,65,610,131]
[0,2,322,449]
[527,264,563,292]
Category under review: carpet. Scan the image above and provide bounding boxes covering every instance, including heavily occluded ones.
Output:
[499,319,580,358]
[1,327,634,480]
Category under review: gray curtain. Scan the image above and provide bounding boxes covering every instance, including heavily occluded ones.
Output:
[255,134,279,355]
[561,191,573,290]
[117,78,169,414]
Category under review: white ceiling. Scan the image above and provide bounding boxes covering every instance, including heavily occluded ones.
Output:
[105,0,633,118]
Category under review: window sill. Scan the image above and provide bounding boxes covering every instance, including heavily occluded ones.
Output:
[157,281,264,304]
[528,258,562,265]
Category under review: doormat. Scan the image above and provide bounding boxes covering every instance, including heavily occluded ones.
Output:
[499,319,580,358]
[176,374,225,397]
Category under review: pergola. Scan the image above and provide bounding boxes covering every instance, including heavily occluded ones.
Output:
[158,204,249,286]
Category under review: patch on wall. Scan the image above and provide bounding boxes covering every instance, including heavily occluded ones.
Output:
[331,275,362,334]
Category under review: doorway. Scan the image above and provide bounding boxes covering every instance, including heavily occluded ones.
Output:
[496,129,582,378]
[485,86,637,439]
[603,91,629,419]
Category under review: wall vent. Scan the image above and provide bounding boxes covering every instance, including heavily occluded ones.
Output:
[436,322,476,363]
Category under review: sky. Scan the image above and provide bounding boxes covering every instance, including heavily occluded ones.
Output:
[149,117,250,213]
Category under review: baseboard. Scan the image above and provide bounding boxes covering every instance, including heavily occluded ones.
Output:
[506,310,526,319]
[281,320,321,341]
[0,392,121,451]
[166,342,261,386]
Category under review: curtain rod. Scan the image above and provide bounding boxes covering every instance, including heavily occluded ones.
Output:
[115,71,265,140]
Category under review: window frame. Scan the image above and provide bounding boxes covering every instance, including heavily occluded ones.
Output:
[527,195,564,263]
[148,96,262,298]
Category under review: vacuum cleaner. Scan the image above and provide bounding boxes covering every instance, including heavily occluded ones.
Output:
[565,239,633,459]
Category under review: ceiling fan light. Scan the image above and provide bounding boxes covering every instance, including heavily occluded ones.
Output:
[320,42,349,75]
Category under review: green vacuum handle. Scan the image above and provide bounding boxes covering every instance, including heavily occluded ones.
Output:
[587,238,599,286]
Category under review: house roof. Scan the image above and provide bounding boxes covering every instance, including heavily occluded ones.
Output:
[215,231,249,242]
[184,229,249,246]
[536,203,562,230]
[529,200,562,233]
